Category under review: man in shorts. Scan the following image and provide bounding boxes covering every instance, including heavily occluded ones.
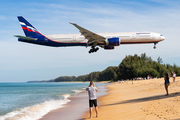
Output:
[86,81,98,119]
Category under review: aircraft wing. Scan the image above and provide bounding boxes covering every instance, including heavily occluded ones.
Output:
[70,23,105,45]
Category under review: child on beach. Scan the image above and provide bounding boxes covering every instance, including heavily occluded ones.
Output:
[164,73,170,96]
[86,81,98,119]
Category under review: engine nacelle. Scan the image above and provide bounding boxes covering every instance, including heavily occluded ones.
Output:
[104,46,115,50]
[106,37,120,46]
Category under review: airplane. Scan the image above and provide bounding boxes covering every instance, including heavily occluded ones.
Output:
[15,16,165,53]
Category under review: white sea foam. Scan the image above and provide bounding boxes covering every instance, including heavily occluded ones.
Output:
[61,94,71,99]
[72,90,83,94]
[0,97,70,120]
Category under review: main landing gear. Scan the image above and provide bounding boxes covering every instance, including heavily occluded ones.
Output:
[153,42,158,49]
[89,47,99,53]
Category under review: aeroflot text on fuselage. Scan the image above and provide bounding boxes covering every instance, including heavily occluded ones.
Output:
[14,16,165,54]
[136,33,150,34]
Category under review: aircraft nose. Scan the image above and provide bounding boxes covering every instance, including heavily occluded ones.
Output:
[162,36,165,40]
[160,36,165,41]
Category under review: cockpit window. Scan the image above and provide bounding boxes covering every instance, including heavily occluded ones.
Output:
[160,34,163,36]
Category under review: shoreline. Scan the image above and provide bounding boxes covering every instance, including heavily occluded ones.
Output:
[27,81,110,83]
[39,84,108,120]
[80,77,180,120]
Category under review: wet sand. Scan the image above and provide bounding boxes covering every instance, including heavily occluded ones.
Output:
[39,85,108,120]
[81,77,180,120]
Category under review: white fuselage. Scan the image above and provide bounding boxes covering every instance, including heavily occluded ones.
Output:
[46,32,165,45]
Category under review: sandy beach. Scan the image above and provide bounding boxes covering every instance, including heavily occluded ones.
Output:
[81,77,180,120]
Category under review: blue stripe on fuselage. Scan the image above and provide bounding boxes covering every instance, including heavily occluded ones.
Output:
[18,37,87,47]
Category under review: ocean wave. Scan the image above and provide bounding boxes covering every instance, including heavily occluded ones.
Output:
[0,97,71,120]
[72,90,83,94]
[82,87,86,90]
[61,94,71,99]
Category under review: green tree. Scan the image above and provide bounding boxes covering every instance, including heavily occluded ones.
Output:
[48,53,179,82]
[157,56,163,64]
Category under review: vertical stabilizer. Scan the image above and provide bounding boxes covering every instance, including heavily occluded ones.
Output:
[17,16,43,37]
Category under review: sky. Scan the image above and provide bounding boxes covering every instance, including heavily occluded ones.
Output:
[0,0,180,82]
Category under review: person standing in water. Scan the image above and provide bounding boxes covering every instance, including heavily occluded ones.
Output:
[164,73,170,96]
[86,81,98,119]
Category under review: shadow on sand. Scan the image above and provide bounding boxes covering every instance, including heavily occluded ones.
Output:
[102,92,180,106]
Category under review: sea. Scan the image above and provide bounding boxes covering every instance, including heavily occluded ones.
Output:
[0,82,104,120]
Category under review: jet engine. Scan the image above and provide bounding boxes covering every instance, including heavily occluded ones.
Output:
[106,37,120,46]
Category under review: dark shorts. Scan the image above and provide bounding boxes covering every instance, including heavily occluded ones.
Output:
[89,99,97,107]
[165,82,170,87]
[165,81,170,86]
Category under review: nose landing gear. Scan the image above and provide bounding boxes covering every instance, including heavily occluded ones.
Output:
[153,42,158,49]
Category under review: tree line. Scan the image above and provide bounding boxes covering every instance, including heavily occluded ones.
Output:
[47,53,180,82]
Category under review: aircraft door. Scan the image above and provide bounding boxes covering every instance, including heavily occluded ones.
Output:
[152,34,155,39]
[72,36,76,42]
[44,38,48,42]
[132,34,136,39]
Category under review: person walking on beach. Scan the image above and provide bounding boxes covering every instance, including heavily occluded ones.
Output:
[164,73,170,96]
[86,81,98,119]
[173,72,176,82]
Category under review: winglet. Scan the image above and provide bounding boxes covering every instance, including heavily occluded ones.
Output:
[69,22,76,25]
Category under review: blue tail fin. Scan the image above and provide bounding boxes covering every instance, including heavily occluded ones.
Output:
[17,16,43,37]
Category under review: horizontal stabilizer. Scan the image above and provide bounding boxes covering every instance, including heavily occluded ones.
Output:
[14,35,37,41]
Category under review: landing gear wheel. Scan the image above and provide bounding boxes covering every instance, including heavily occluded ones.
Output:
[89,49,93,53]
[95,47,99,52]
[88,47,99,53]
[153,42,157,49]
